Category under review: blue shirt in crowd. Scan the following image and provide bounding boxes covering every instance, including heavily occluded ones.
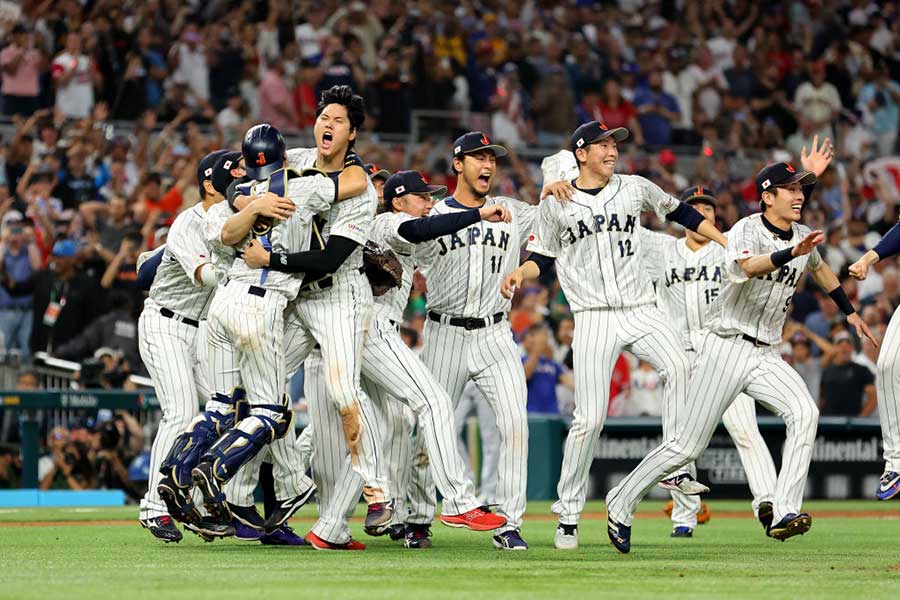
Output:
[523,356,563,414]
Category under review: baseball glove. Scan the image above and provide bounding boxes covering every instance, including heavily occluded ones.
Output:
[363,241,403,296]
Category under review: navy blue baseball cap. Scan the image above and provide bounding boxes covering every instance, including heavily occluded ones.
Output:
[197,149,229,189]
[570,121,629,152]
[451,131,508,160]
[242,123,286,180]
[756,162,816,198]
[679,184,717,208]
[365,163,390,181]
[383,170,448,208]
[211,151,242,195]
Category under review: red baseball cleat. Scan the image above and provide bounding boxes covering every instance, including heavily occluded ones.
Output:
[305,531,366,551]
[440,507,508,531]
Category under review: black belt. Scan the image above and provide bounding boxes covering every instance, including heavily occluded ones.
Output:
[301,266,365,291]
[224,279,267,297]
[741,334,770,347]
[160,307,199,328]
[428,311,503,330]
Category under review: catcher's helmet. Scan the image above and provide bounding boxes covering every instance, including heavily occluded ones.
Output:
[242,123,285,180]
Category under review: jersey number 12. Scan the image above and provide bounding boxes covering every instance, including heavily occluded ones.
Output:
[617,239,635,258]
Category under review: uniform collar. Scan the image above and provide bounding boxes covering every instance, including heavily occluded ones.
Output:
[445,195,489,210]
[760,214,793,241]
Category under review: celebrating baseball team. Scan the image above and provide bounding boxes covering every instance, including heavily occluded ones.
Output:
[134,82,900,554]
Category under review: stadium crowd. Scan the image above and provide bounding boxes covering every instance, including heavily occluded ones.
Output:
[0,0,898,494]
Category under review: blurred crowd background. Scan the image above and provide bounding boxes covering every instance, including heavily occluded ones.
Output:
[0,0,898,493]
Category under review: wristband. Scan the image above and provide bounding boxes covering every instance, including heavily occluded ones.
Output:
[828,287,855,316]
[770,247,794,268]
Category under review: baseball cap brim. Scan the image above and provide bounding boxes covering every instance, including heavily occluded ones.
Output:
[589,127,629,144]
[244,157,285,181]
[369,169,390,180]
[423,184,448,198]
[458,144,508,158]
[685,194,717,207]
[773,171,817,188]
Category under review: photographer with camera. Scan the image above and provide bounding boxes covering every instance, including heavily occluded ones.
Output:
[38,426,96,490]
[93,414,143,501]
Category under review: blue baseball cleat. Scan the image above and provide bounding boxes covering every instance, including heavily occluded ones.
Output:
[671,526,693,538]
[233,520,264,542]
[261,525,309,546]
[607,518,631,554]
[492,529,528,550]
[876,472,900,501]
[767,513,812,541]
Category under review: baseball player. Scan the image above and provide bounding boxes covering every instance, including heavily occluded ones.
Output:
[138,149,234,543]
[848,211,900,500]
[162,123,336,526]
[642,185,778,537]
[404,131,540,550]
[604,144,878,553]
[502,121,727,551]
[244,170,512,549]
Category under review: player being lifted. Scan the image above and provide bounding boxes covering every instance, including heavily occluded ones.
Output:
[605,137,877,553]
[502,121,726,550]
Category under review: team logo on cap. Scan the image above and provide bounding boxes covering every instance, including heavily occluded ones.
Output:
[785,163,795,173]
[599,122,609,130]
[368,164,378,174]
[395,185,405,195]
[762,179,772,190]
[480,133,490,145]
[696,185,704,195]
[223,160,233,170]
[454,145,462,155]
[256,152,266,166]
[204,168,213,177]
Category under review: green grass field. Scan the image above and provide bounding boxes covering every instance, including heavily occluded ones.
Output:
[1,500,898,599]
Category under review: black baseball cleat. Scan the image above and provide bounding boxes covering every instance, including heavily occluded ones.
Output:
[607,518,631,554]
[183,517,235,542]
[157,475,202,526]
[757,501,774,531]
[767,513,812,541]
[140,515,182,543]
[191,462,232,522]
[228,503,266,532]
[387,523,406,541]
[263,485,317,532]
[404,524,433,549]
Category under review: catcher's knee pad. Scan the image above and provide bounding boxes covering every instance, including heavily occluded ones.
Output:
[161,391,243,486]
[201,414,279,482]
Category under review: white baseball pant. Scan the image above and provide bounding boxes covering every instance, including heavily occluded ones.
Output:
[553,306,691,526]
[416,318,528,534]
[138,307,209,520]
[607,331,819,527]
[877,311,900,474]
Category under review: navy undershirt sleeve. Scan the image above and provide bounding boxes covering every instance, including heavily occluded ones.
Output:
[266,235,358,274]
[397,209,481,243]
[136,247,165,291]
[665,202,704,231]
[873,221,900,261]
[528,252,556,274]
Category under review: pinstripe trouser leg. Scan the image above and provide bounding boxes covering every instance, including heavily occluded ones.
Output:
[744,353,818,524]
[721,392,777,514]
[553,309,622,525]
[625,306,697,529]
[877,311,900,473]
[139,309,202,519]
[362,318,481,518]
[469,323,528,533]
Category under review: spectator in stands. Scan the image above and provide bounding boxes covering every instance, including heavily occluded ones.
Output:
[724,46,758,114]
[371,48,413,134]
[135,28,167,110]
[805,291,841,343]
[857,63,900,157]
[623,359,663,417]
[679,45,727,126]
[587,78,643,144]
[56,291,140,373]
[634,70,680,146]
[0,443,21,488]
[57,147,97,210]
[93,412,144,501]
[39,426,95,490]
[51,32,100,120]
[794,60,842,143]
[522,325,574,415]
[820,331,877,417]
[168,26,209,105]
[1,23,43,118]
[258,57,298,134]
[0,209,40,359]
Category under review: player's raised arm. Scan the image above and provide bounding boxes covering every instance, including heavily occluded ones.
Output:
[849,220,900,281]
[639,177,727,248]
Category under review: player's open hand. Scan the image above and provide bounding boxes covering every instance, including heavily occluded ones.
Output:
[847,312,879,348]
[791,230,825,257]
[501,269,523,299]
[800,135,834,177]
[541,180,575,202]
[255,192,295,220]
[480,205,511,223]
[242,238,271,268]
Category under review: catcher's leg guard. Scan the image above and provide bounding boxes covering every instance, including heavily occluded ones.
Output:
[160,389,246,487]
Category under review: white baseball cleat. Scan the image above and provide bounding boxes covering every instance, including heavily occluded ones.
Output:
[554,523,578,550]
[659,473,710,495]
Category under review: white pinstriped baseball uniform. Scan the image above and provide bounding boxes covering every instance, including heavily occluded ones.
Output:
[408,194,538,534]
[138,204,215,520]
[642,229,777,526]
[275,148,393,537]
[201,193,315,507]
[607,214,823,527]
[526,173,693,527]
